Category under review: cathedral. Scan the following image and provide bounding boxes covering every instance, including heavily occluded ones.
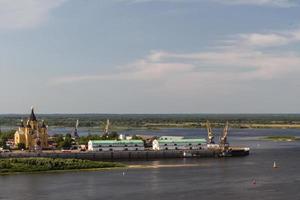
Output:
[14,107,49,150]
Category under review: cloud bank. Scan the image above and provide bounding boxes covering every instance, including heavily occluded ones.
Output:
[215,0,297,7]
[121,0,298,7]
[0,0,67,30]
[52,28,300,89]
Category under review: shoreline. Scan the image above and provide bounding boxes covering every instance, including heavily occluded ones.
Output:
[0,166,127,176]
[0,158,125,175]
[0,163,212,176]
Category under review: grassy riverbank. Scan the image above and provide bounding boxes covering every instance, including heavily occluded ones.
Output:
[0,158,125,174]
[263,136,300,142]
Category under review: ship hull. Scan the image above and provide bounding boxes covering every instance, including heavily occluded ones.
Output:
[222,147,250,157]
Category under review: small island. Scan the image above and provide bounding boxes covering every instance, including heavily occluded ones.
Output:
[263,136,300,142]
[0,158,125,174]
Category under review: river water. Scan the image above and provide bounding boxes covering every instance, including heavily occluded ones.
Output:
[1,128,300,200]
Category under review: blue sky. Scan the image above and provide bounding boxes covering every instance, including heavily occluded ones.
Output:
[0,0,300,114]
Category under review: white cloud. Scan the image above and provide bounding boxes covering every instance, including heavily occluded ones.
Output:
[238,33,290,47]
[51,27,300,99]
[228,29,300,48]
[291,30,300,40]
[53,59,194,85]
[214,0,297,7]
[121,0,298,7]
[0,0,67,30]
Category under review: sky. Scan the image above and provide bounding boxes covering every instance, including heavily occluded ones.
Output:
[0,0,300,114]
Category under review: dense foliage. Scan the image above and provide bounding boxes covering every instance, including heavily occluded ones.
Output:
[0,158,125,173]
[76,132,119,145]
[17,143,26,150]
[0,130,15,148]
[1,114,300,129]
[50,132,120,147]
[54,133,74,149]
[264,136,300,141]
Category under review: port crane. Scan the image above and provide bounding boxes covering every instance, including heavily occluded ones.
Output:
[219,121,229,151]
[206,121,215,144]
[102,119,111,137]
[206,121,230,151]
[73,119,79,138]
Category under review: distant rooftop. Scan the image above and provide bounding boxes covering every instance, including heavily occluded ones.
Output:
[159,136,184,140]
[157,138,207,143]
[88,140,144,144]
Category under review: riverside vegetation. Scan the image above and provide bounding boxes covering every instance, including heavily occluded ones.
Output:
[263,136,300,142]
[0,158,125,174]
[2,114,300,129]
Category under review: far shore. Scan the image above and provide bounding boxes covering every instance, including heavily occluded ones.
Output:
[41,123,300,130]
[262,136,300,142]
[2,123,300,132]
[63,123,300,129]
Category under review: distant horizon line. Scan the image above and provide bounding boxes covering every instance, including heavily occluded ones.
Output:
[1,112,300,115]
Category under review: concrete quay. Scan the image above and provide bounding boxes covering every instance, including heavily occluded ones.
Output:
[0,150,217,161]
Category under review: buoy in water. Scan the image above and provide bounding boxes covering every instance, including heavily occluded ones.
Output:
[273,161,277,168]
[252,179,256,185]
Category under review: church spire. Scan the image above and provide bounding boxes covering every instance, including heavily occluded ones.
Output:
[30,106,37,121]
[41,120,47,128]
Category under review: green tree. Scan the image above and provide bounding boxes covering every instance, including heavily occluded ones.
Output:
[106,132,119,140]
[0,138,7,149]
[17,143,26,150]
[76,134,102,145]
[0,131,13,149]
[52,134,64,144]
[131,135,143,140]
[59,134,73,149]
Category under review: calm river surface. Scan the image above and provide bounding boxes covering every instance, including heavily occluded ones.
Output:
[1,128,300,200]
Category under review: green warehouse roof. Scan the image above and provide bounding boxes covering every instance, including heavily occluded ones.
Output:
[157,138,207,143]
[89,140,144,145]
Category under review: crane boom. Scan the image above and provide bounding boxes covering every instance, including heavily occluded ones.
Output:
[220,121,229,146]
[74,119,79,138]
[206,120,214,144]
[104,119,110,134]
[75,120,79,129]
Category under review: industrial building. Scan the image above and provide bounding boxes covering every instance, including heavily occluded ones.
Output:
[88,140,145,151]
[152,136,206,151]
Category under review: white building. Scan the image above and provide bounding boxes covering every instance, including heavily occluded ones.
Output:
[152,137,206,151]
[88,140,144,151]
[118,134,133,140]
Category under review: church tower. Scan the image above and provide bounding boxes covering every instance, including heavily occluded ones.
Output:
[14,107,49,150]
